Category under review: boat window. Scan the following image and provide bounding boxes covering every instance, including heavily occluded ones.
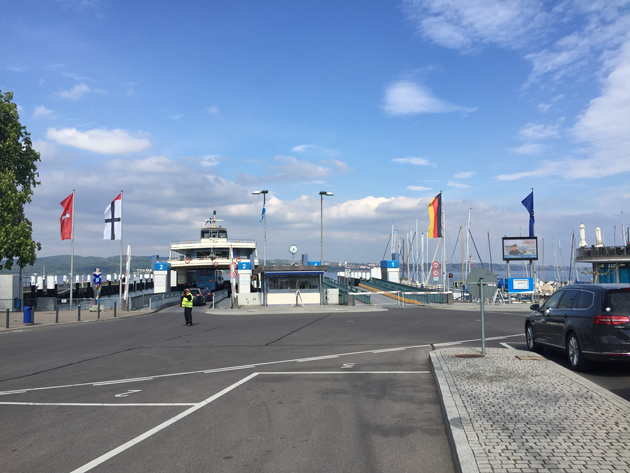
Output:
[214,248,229,258]
[574,291,594,309]
[604,289,630,316]
[557,289,580,309]
[267,276,320,291]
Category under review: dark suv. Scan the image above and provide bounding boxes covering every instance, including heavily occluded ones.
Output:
[525,284,630,371]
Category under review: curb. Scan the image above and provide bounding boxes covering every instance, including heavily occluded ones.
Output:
[430,350,479,473]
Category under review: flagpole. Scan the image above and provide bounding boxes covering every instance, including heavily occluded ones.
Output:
[70,190,75,310]
[120,190,123,304]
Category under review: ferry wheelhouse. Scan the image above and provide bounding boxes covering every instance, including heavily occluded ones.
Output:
[168,218,258,294]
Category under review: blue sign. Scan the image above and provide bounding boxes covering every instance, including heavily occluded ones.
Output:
[238,262,251,270]
[507,278,534,293]
[309,261,321,266]
[380,260,399,268]
[154,262,170,271]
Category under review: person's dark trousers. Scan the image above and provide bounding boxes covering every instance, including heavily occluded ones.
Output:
[184,307,193,325]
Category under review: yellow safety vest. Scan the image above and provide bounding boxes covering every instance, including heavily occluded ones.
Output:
[182,294,193,308]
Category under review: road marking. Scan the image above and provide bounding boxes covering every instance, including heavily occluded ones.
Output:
[296,355,339,362]
[92,377,154,386]
[500,342,516,350]
[259,371,429,375]
[203,365,256,373]
[69,373,259,473]
[0,402,195,407]
[341,363,355,369]
[372,347,407,353]
[433,333,522,347]
[115,390,142,398]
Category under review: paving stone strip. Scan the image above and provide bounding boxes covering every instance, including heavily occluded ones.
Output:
[431,347,630,473]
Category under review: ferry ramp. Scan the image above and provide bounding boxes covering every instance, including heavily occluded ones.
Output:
[357,278,452,306]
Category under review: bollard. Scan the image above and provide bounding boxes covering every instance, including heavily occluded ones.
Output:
[5,309,9,329]
[114,301,117,318]
[55,306,59,323]
[31,309,35,325]
[78,305,81,321]
[97,301,100,319]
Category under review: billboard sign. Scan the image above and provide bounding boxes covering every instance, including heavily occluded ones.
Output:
[502,237,538,261]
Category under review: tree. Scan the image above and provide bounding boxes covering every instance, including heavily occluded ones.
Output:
[0,90,41,270]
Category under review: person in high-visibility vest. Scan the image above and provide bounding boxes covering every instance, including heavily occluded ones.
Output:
[181,288,193,326]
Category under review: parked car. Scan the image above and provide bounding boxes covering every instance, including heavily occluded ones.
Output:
[188,288,206,306]
[525,283,630,371]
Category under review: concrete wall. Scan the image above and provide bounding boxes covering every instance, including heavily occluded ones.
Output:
[236,293,262,307]
[0,275,19,300]
[267,292,320,305]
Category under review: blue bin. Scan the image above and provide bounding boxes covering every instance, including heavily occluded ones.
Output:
[14,298,21,309]
[23,306,32,324]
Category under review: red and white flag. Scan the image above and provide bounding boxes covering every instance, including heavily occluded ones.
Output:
[104,193,122,240]
[60,193,73,241]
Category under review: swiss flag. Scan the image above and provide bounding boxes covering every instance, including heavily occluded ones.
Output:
[60,193,73,241]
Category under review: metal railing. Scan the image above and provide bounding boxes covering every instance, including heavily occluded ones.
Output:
[576,246,630,259]
[148,292,183,311]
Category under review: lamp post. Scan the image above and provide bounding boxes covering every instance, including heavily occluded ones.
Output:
[252,190,268,266]
[319,191,333,263]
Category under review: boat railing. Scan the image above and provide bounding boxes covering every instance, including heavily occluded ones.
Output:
[170,239,256,245]
[576,245,630,259]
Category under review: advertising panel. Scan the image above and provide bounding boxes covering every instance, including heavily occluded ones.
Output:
[502,237,538,261]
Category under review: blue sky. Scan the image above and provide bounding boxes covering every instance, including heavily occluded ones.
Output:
[3,0,630,265]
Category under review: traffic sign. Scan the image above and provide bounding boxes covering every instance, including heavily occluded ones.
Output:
[432,268,440,277]
[432,261,440,269]
[229,271,237,279]
[465,268,498,299]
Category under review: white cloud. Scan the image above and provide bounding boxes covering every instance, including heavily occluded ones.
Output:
[199,155,224,167]
[46,127,152,154]
[33,106,56,118]
[507,143,545,154]
[518,122,560,140]
[56,83,91,100]
[407,185,432,191]
[168,114,183,120]
[454,171,475,179]
[382,80,475,115]
[404,0,551,51]
[537,103,551,112]
[291,144,315,152]
[206,105,219,114]
[448,180,469,188]
[393,156,434,166]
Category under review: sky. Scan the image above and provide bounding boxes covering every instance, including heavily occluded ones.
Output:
[2,0,630,266]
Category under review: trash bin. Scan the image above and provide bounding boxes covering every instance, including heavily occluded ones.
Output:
[23,306,32,324]
[14,298,21,309]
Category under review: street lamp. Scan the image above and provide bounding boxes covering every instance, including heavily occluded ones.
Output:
[319,191,334,263]
[252,190,268,266]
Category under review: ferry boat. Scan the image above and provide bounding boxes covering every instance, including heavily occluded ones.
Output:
[168,215,259,294]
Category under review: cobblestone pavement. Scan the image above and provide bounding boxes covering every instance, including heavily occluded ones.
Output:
[431,347,630,473]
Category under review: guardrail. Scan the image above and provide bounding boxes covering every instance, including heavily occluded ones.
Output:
[127,292,181,311]
[170,239,256,245]
[350,290,451,306]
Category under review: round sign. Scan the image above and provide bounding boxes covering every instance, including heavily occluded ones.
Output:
[432,261,440,269]
[432,268,440,277]
[465,268,498,299]
[230,262,237,270]
[213,261,218,267]
[229,271,237,279]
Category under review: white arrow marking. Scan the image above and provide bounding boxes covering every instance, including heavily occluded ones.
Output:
[341,363,355,369]
[115,390,142,398]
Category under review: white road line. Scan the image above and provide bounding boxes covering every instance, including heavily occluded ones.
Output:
[433,333,522,347]
[0,402,196,407]
[259,371,429,375]
[203,365,256,373]
[92,377,154,386]
[371,347,407,353]
[296,355,339,362]
[500,342,516,350]
[69,373,259,473]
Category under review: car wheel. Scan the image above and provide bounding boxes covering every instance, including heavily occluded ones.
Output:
[566,332,590,372]
[525,323,544,354]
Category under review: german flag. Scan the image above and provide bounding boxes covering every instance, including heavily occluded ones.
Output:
[427,193,442,238]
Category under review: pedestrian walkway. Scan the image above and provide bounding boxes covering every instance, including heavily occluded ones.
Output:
[431,347,630,473]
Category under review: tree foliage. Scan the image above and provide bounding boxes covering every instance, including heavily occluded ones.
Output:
[0,90,41,270]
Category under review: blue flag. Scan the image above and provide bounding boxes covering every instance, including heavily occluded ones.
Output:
[521,191,534,237]
[260,202,265,223]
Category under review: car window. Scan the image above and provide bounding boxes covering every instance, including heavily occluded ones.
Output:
[604,289,630,316]
[557,289,579,309]
[542,291,564,310]
[574,291,594,309]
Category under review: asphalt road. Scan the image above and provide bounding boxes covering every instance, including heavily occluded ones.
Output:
[1,304,625,472]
